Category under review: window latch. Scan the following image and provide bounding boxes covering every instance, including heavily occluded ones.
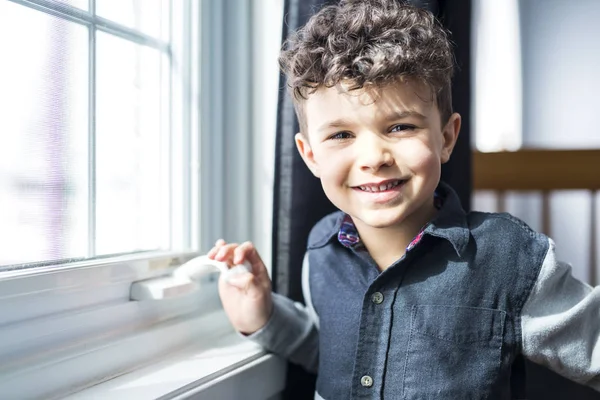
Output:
[130,255,251,301]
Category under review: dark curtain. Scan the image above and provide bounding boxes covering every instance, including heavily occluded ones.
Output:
[271,1,472,398]
[271,3,338,398]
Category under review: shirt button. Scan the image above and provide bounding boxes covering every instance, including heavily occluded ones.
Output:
[371,292,384,304]
[361,375,374,387]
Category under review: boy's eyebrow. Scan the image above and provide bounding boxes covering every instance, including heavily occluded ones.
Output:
[383,110,427,121]
[317,110,426,132]
[317,118,355,133]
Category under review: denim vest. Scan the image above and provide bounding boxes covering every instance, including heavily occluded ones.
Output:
[306,182,548,399]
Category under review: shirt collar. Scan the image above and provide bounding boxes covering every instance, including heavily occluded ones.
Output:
[423,181,470,256]
[334,181,470,256]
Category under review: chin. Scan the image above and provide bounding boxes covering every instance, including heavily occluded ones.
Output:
[355,211,407,229]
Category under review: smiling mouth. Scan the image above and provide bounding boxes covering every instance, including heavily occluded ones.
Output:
[355,179,407,192]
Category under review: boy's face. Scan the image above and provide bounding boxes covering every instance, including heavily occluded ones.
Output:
[295,79,460,231]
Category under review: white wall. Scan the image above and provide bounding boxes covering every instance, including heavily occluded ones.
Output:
[521,0,600,149]
[473,0,600,283]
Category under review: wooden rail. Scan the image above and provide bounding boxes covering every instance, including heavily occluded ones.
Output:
[473,149,600,191]
[473,149,600,285]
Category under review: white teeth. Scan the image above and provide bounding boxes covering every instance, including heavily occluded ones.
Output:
[358,180,403,192]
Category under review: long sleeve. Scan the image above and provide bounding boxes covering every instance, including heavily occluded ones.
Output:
[245,254,320,374]
[521,238,600,389]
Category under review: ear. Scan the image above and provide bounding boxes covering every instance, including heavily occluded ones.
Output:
[295,132,320,177]
[440,113,461,164]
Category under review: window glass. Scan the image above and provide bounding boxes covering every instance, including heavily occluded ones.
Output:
[0,2,88,266]
[96,32,167,254]
[96,0,169,39]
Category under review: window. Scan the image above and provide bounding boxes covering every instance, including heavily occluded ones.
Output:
[0,0,210,397]
[472,0,522,152]
[0,0,284,398]
[0,0,194,269]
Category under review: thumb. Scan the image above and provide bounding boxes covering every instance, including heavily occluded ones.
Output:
[244,247,270,281]
[224,271,254,289]
[224,272,267,298]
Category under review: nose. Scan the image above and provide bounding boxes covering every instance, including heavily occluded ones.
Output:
[357,134,394,172]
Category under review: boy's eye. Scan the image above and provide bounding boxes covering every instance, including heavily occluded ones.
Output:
[328,131,352,140]
[390,124,415,133]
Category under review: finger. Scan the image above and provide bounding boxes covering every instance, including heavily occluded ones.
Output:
[214,243,239,263]
[234,242,269,279]
[233,241,255,265]
[206,247,219,259]
[207,239,226,259]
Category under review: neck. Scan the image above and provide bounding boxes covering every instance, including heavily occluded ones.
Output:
[354,200,438,271]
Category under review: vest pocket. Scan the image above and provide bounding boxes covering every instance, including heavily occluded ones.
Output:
[402,305,505,399]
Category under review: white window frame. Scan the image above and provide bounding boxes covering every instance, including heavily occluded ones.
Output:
[0,0,285,398]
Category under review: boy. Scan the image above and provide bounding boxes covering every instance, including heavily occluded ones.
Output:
[208,0,600,398]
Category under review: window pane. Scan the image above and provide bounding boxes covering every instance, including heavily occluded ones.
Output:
[96,32,167,255]
[96,0,169,39]
[0,2,89,267]
[472,0,522,152]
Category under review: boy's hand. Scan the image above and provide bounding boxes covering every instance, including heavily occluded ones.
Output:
[207,240,273,335]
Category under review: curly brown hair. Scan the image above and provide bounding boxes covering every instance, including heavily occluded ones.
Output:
[279,0,455,132]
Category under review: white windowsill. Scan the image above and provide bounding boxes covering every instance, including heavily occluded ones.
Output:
[64,328,286,400]
[0,251,287,399]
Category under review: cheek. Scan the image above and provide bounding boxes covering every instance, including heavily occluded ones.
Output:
[398,138,440,172]
[314,148,351,184]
